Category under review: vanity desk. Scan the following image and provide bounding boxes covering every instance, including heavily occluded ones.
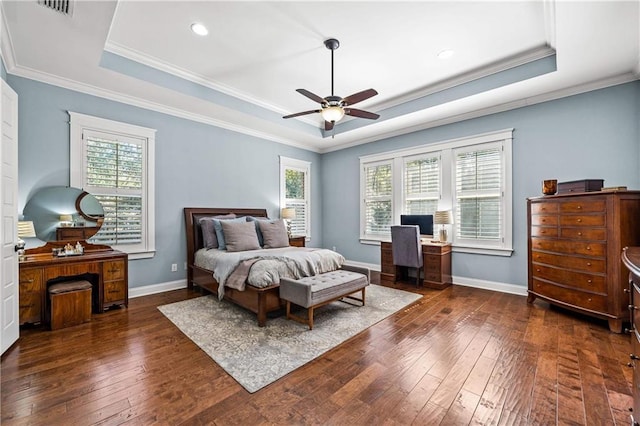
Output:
[19,241,128,326]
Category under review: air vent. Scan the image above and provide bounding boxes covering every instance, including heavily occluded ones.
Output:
[37,0,74,17]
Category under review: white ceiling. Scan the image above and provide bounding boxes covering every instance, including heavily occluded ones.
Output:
[1,1,639,152]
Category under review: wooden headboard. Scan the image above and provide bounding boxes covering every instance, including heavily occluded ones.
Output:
[183,208,268,284]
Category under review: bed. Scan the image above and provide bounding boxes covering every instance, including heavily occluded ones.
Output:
[184,207,344,326]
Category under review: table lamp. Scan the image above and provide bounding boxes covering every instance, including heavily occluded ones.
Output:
[59,214,73,227]
[434,210,453,242]
[17,220,36,261]
[281,208,296,237]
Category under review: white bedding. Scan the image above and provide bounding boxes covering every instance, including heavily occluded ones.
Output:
[194,246,345,299]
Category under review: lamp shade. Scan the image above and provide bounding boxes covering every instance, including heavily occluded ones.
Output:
[59,214,73,222]
[281,208,296,220]
[320,106,345,123]
[17,221,36,238]
[434,210,453,225]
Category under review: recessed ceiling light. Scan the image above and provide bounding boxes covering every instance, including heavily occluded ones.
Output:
[437,49,455,59]
[191,23,208,36]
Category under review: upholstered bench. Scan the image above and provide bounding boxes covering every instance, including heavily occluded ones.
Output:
[48,280,92,330]
[279,265,370,329]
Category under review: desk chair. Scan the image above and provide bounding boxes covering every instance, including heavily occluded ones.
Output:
[391,225,423,287]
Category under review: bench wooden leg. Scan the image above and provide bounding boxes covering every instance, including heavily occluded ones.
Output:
[308,307,314,330]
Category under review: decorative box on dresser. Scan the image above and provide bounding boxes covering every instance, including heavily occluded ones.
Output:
[19,241,128,326]
[527,190,640,333]
[622,246,640,424]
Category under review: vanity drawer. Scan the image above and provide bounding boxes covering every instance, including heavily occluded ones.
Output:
[104,281,126,303]
[19,269,44,324]
[103,260,125,281]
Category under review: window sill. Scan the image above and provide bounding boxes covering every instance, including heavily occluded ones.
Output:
[119,250,156,260]
[360,237,512,257]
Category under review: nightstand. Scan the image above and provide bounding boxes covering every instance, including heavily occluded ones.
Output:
[289,236,306,247]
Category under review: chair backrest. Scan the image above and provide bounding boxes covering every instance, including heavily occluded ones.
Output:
[391,225,423,268]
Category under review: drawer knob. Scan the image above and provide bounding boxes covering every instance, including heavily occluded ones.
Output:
[586,246,591,250]
[588,298,592,302]
[578,232,582,236]
[577,205,582,209]
[20,279,35,284]
[630,305,639,311]
[577,218,582,223]
[625,288,631,293]
[536,269,540,272]
[587,262,592,266]
[631,354,640,360]
[587,279,592,284]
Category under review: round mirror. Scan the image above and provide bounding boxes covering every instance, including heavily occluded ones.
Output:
[23,186,104,241]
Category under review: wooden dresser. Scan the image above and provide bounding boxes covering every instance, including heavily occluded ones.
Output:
[381,240,452,289]
[622,246,640,423]
[19,242,128,326]
[527,191,640,332]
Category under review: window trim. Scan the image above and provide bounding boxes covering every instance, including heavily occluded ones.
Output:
[69,111,156,260]
[279,156,311,240]
[359,128,513,256]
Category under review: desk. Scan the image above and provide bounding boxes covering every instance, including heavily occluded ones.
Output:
[380,240,452,289]
[19,242,128,325]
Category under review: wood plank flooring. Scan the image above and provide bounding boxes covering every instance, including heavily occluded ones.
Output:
[1,274,634,425]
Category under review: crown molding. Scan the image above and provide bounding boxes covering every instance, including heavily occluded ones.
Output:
[0,3,17,72]
[7,63,321,153]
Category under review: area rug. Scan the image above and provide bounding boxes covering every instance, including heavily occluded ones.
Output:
[158,284,422,393]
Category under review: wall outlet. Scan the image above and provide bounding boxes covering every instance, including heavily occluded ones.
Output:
[171,263,177,272]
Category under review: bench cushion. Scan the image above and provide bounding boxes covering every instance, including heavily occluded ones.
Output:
[280,270,368,308]
[49,280,92,294]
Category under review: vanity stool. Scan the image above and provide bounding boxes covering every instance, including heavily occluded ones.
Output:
[48,280,92,330]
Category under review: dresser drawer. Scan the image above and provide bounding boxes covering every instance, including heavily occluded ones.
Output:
[531,226,558,238]
[559,214,605,227]
[559,200,606,213]
[633,282,640,333]
[531,279,607,313]
[104,281,126,303]
[531,215,558,226]
[103,260,126,281]
[532,250,606,273]
[559,228,606,241]
[531,238,605,257]
[530,202,558,214]
[424,272,442,282]
[531,264,606,293]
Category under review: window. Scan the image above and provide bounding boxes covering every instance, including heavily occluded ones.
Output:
[360,129,513,256]
[362,161,393,237]
[70,112,156,259]
[280,156,311,238]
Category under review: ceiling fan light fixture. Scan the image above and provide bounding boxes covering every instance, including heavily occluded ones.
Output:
[321,106,345,122]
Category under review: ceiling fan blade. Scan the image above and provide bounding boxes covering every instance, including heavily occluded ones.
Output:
[325,120,334,131]
[283,109,321,119]
[342,89,378,106]
[296,89,326,104]
[345,108,380,120]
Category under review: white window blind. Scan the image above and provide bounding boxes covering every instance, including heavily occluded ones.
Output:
[363,161,393,237]
[404,154,440,215]
[454,144,503,242]
[83,132,144,246]
[280,157,311,239]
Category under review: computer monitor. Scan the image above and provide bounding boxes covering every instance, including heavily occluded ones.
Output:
[400,214,434,237]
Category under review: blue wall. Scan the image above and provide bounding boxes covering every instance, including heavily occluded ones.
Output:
[321,81,640,288]
[8,75,322,288]
[7,71,640,291]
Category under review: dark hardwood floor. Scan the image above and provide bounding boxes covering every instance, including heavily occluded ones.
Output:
[1,273,634,425]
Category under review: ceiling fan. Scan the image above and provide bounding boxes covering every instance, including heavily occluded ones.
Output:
[283,38,380,132]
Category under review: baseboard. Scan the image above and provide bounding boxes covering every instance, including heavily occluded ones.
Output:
[129,279,188,299]
[452,275,527,296]
[128,266,526,299]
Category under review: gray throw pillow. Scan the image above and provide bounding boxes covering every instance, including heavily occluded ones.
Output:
[213,216,247,250]
[258,219,290,249]
[246,216,276,247]
[199,214,236,249]
[221,220,261,252]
